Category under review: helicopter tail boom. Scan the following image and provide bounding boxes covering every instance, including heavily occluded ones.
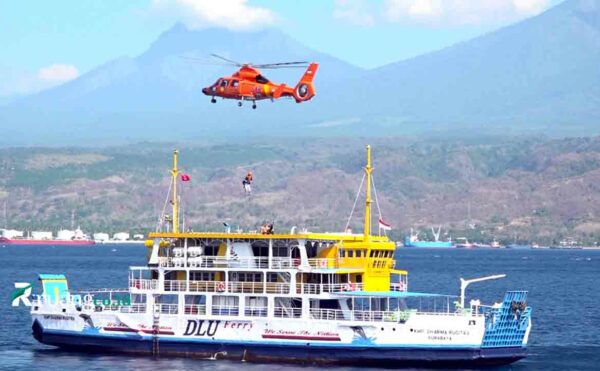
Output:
[292,63,318,103]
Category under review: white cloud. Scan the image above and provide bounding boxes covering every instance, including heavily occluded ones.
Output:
[333,0,376,27]
[151,0,277,30]
[382,0,552,26]
[38,64,79,83]
[0,64,79,98]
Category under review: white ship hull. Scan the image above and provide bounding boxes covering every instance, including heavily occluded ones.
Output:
[31,291,531,366]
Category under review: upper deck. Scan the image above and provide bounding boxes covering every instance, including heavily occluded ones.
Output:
[147,231,392,243]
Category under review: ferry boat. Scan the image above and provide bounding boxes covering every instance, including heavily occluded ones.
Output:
[27,147,532,366]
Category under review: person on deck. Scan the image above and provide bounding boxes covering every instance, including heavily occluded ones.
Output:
[242,171,253,194]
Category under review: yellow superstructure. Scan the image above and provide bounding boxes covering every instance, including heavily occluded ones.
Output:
[147,145,405,293]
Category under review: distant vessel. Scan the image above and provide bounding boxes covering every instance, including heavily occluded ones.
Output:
[94,232,145,245]
[403,227,454,248]
[455,237,475,249]
[0,227,95,245]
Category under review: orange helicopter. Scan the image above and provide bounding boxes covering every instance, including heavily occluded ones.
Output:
[201,54,319,109]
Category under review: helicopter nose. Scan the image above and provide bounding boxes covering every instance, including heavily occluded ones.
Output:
[202,87,209,95]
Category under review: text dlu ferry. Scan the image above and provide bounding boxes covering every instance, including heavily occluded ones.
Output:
[28,146,532,366]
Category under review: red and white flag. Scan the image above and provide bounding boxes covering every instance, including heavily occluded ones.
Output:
[378,218,392,231]
[181,174,191,182]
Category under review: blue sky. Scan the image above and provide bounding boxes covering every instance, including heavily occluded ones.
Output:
[0,0,564,97]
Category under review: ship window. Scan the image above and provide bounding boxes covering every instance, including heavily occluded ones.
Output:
[348,250,354,258]
[184,295,206,315]
[212,295,239,316]
[369,250,375,258]
[155,294,178,314]
[274,297,302,318]
[190,271,215,281]
[245,296,268,317]
[267,272,290,282]
[339,249,345,258]
[230,272,262,282]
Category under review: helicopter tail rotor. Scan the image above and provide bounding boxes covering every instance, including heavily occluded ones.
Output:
[293,63,319,103]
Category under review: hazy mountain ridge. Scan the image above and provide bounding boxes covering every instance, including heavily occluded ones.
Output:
[2,0,600,144]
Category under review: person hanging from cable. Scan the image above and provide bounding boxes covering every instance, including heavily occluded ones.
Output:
[242,170,253,195]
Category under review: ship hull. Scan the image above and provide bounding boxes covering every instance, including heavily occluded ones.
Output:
[404,243,455,248]
[0,237,95,245]
[32,320,526,367]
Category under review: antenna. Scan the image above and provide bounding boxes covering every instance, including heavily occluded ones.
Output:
[172,150,179,233]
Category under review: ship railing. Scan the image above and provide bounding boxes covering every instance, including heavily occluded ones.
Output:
[164,280,188,292]
[183,304,207,315]
[163,279,291,294]
[274,306,302,318]
[245,306,268,317]
[154,303,179,315]
[130,279,158,290]
[307,258,337,269]
[158,256,299,269]
[297,282,364,294]
[309,308,420,322]
[211,305,240,316]
[390,283,408,292]
[116,303,147,313]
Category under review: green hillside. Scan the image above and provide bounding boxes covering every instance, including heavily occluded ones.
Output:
[1,136,599,246]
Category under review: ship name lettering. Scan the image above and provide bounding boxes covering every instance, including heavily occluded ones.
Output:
[223,321,253,331]
[183,320,220,336]
[43,314,74,321]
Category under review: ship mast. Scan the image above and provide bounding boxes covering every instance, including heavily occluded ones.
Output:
[172,149,179,233]
[364,145,372,241]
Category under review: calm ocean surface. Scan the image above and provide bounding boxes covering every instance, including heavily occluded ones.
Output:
[1,245,599,370]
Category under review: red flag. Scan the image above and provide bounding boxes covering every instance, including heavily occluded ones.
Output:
[181,174,191,182]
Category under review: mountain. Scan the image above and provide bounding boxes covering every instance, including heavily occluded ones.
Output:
[2,0,600,144]
[323,0,600,134]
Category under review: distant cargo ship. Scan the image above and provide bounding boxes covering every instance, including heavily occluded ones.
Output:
[0,227,95,245]
[403,227,454,248]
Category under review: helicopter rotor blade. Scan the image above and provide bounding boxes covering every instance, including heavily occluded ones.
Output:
[254,61,309,68]
[210,54,243,67]
[258,65,310,69]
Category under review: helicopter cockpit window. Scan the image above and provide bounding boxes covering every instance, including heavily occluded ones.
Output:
[255,75,269,84]
[231,80,239,88]
[220,79,229,87]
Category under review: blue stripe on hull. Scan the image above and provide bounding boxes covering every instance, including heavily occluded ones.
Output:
[32,320,527,367]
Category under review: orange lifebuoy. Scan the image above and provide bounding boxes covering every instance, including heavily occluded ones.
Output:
[216,281,226,292]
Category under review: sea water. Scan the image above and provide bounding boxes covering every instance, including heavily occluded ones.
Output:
[1,245,599,370]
